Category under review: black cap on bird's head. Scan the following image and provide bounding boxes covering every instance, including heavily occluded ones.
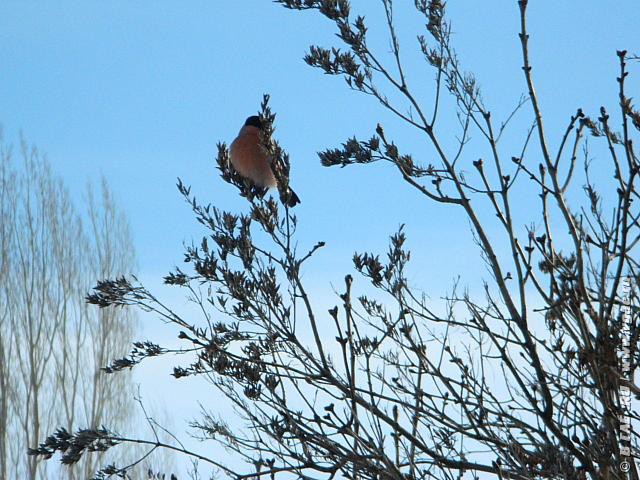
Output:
[244,115,263,129]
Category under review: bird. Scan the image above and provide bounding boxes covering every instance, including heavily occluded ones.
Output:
[229,115,300,207]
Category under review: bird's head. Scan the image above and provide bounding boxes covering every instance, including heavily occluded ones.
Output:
[244,115,263,129]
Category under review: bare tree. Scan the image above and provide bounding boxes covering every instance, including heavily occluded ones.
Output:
[0,135,141,479]
[8,141,67,479]
[30,1,640,479]
[0,130,17,480]
[79,179,138,479]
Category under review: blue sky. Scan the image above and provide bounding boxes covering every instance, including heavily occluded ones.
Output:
[2,0,639,476]
[1,1,638,285]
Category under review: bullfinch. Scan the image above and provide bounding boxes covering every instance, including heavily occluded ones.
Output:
[229,115,300,207]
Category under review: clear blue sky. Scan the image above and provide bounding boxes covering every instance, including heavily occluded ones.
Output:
[2,0,638,476]
[1,2,637,284]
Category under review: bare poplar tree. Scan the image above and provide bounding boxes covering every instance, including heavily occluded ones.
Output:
[30,2,640,479]
[78,179,138,480]
[0,131,17,480]
[9,141,66,480]
[0,135,141,479]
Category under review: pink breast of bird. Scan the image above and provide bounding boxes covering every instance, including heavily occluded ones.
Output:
[230,126,277,189]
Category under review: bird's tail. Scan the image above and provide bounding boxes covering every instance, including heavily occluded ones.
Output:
[285,188,301,208]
